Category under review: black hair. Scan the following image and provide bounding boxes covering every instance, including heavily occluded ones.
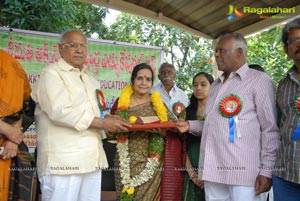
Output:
[282,18,300,47]
[185,72,214,120]
[249,64,265,72]
[130,63,154,85]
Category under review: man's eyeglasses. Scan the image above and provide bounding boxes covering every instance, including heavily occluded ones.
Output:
[62,43,88,50]
[288,38,300,45]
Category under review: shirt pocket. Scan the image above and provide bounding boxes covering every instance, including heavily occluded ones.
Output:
[233,93,255,120]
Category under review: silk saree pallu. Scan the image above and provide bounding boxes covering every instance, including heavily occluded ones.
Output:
[8,142,37,201]
[161,130,185,201]
[2,113,36,201]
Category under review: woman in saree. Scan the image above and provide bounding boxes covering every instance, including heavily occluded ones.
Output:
[180,72,214,201]
[110,63,176,200]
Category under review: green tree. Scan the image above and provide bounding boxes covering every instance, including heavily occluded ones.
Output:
[105,13,214,93]
[246,26,292,84]
[0,0,108,37]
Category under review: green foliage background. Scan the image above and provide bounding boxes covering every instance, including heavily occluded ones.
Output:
[246,27,293,84]
[0,0,108,37]
[0,0,294,93]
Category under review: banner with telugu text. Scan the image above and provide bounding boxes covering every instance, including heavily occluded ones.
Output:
[0,28,163,150]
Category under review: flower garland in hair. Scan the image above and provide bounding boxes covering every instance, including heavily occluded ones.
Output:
[116,85,168,200]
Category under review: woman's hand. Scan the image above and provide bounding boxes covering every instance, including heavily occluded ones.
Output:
[0,119,23,144]
[186,154,204,189]
[0,140,18,160]
[192,178,204,189]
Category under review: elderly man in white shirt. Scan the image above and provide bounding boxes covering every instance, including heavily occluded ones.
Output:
[151,63,189,118]
[31,30,130,201]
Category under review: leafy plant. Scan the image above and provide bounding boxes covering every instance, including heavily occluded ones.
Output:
[246,26,292,85]
[0,0,108,37]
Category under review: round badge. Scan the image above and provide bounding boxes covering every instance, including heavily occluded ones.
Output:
[218,94,243,118]
[96,89,106,111]
[172,102,185,116]
[294,96,300,115]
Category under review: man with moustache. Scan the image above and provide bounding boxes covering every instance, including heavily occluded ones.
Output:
[273,18,300,201]
[151,62,189,118]
[31,30,130,201]
[176,33,279,201]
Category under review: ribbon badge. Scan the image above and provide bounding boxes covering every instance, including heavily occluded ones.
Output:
[172,102,185,117]
[218,94,243,142]
[96,89,107,139]
[96,89,106,118]
[292,97,300,141]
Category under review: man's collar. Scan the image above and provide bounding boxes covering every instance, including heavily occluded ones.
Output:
[159,82,176,91]
[219,63,248,82]
[58,58,88,72]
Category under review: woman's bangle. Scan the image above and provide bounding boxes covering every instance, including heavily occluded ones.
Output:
[189,171,195,180]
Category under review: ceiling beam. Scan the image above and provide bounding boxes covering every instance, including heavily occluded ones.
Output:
[77,0,213,39]
[78,0,300,39]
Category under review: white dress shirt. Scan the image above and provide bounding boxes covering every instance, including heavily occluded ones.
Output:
[31,58,108,177]
[151,82,189,117]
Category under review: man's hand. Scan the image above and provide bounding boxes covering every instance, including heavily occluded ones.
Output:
[0,140,18,160]
[0,120,23,144]
[255,175,272,195]
[102,115,131,133]
[175,120,190,133]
